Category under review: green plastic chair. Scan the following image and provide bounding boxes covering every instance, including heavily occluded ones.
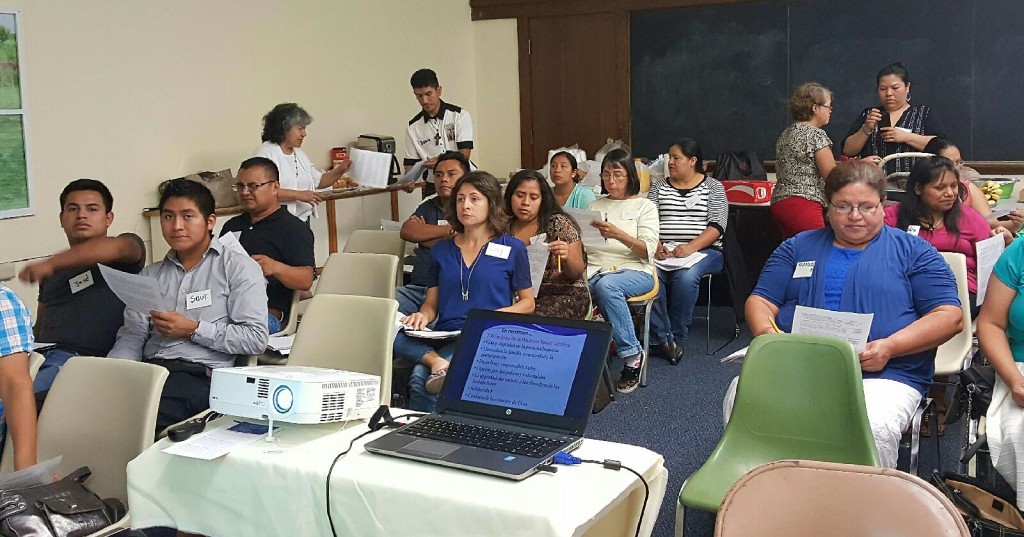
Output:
[675,333,880,536]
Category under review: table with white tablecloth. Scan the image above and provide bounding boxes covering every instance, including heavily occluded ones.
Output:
[126,416,668,536]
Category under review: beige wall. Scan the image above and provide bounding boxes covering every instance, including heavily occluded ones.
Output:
[0,1,522,314]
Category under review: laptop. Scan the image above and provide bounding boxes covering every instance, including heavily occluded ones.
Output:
[364,309,612,480]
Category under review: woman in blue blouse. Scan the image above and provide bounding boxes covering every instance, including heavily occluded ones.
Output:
[396,171,535,411]
[743,160,962,467]
[550,151,596,210]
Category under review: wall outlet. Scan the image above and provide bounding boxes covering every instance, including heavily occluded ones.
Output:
[0,262,14,282]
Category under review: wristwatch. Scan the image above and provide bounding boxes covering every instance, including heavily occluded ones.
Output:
[189,322,200,341]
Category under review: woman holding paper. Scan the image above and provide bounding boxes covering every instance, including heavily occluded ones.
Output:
[742,160,962,467]
[884,156,1013,318]
[550,151,597,210]
[395,171,535,411]
[255,103,352,222]
[977,236,1024,510]
[505,170,589,319]
[585,149,660,394]
[646,138,727,364]
[841,63,945,176]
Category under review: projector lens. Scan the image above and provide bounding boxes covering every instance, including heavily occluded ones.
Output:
[273,385,293,414]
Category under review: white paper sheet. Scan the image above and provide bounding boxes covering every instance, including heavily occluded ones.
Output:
[720,346,748,364]
[976,234,1006,304]
[267,335,294,355]
[162,421,268,460]
[348,148,393,188]
[380,219,403,232]
[792,306,873,353]
[525,233,549,298]
[563,208,605,245]
[98,264,162,314]
[654,244,707,271]
[397,161,426,185]
[218,231,249,256]
[393,311,460,339]
[0,456,62,489]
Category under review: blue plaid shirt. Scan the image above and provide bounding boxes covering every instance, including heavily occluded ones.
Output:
[0,284,33,358]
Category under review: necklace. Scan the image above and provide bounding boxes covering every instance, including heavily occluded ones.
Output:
[430,118,443,146]
[459,242,488,301]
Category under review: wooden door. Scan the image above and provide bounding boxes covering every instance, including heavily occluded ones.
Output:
[519,12,630,169]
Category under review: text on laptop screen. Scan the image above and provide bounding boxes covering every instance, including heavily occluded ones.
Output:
[461,323,585,416]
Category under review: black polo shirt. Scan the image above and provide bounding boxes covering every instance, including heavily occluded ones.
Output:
[220,206,314,320]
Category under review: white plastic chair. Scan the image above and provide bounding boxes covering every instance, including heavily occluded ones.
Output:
[343,229,407,286]
[315,252,399,300]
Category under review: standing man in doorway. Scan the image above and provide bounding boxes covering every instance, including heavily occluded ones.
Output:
[404,68,474,198]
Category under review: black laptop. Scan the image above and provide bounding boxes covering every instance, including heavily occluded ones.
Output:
[364,309,612,480]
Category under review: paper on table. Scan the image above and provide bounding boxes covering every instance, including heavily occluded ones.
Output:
[0,456,62,489]
[162,421,267,460]
[525,233,549,297]
[98,264,162,314]
[397,160,426,185]
[564,208,605,245]
[348,148,393,188]
[267,335,294,355]
[380,219,403,232]
[976,233,1006,304]
[792,305,873,353]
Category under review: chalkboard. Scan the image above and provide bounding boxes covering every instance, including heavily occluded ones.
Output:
[630,0,1024,162]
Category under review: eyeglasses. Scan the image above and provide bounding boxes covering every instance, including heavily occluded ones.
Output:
[830,202,881,215]
[601,171,629,180]
[232,180,275,193]
[818,103,833,110]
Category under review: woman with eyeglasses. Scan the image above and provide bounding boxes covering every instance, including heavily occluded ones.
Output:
[924,138,1024,233]
[885,156,1013,318]
[585,149,660,394]
[740,161,963,467]
[505,170,590,320]
[841,63,945,176]
[647,138,727,364]
[771,83,837,238]
[255,103,352,222]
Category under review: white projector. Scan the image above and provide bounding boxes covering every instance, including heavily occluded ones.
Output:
[209,366,380,424]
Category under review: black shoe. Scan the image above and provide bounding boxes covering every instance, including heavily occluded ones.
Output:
[661,341,683,366]
[616,356,643,394]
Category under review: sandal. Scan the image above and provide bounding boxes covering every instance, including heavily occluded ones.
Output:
[425,369,448,394]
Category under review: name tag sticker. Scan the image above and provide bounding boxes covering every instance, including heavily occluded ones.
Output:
[906,225,921,236]
[682,196,699,209]
[622,211,639,220]
[485,242,511,260]
[69,271,94,294]
[186,289,212,310]
[437,219,448,226]
[793,261,815,279]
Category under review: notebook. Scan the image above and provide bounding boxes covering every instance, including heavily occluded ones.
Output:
[364,309,612,480]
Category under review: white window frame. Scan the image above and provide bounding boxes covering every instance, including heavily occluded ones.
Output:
[0,10,31,219]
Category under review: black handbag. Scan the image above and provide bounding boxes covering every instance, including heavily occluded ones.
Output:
[0,467,125,537]
[946,365,996,425]
[713,152,768,182]
[932,471,1024,536]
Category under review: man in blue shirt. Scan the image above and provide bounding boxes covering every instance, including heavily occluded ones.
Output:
[0,284,37,469]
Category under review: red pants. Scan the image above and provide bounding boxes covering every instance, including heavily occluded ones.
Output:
[771,196,825,238]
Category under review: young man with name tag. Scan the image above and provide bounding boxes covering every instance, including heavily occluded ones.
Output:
[404,69,474,198]
[396,151,469,315]
[18,179,146,407]
[220,157,314,334]
[108,179,268,432]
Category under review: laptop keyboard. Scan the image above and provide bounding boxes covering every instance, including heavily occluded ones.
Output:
[402,417,573,458]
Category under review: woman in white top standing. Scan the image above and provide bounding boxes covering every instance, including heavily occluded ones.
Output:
[586,149,660,394]
[256,103,351,222]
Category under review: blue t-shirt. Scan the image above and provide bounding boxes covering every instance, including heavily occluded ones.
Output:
[823,247,863,310]
[427,234,532,332]
[992,237,1024,362]
[752,226,960,395]
[409,196,448,287]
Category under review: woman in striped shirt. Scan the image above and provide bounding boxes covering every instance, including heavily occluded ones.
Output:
[647,138,728,364]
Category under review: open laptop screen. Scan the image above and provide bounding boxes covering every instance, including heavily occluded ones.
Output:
[438,310,611,434]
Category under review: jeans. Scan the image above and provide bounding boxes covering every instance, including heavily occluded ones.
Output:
[396,284,428,316]
[268,313,282,335]
[35,348,78,395]
[588,269,655,359]
[393,332,458,412]
[651,248,724,345]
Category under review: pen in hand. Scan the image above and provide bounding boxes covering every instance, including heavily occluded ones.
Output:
[768,317,783,334]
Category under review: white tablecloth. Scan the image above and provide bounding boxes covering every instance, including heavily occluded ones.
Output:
[127,417,668,536]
